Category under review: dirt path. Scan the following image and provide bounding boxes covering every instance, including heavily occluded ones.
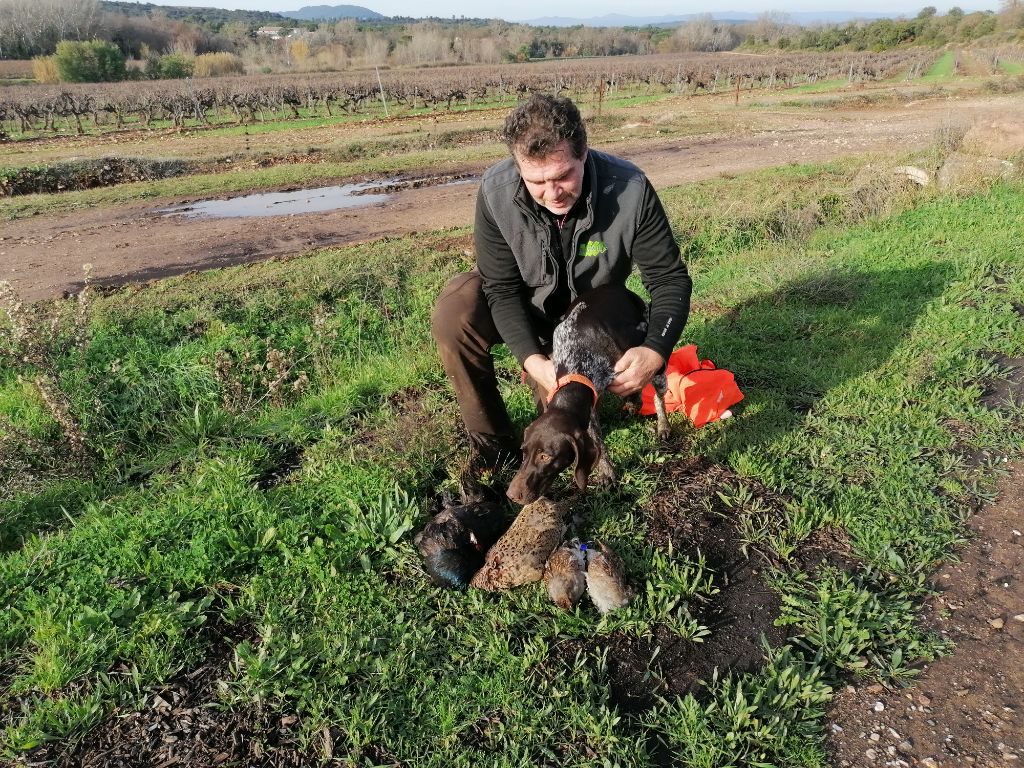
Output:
[828,462,1024,768]
[2,93,1021,303]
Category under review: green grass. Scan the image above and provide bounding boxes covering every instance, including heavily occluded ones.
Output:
[2,164,1022,764]
[998,60,1024,75]
[785,78,850,94]
[922,50,958,80]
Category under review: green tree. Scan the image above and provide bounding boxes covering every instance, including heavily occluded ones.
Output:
[158,53,195,79]
[53,39,127,82]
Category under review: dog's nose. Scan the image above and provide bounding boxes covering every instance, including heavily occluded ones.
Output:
[506,475,533,505]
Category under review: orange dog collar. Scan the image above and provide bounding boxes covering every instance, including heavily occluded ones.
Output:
[549,374,599,409]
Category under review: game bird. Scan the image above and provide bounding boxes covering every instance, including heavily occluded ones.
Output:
[584,541,633,613]
[544,542,587,610]
[470,498,568,591]
[414,500,512,589]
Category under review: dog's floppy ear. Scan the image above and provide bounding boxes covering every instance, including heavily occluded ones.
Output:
[572,431,600,490]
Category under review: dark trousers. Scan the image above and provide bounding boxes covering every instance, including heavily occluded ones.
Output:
[431,271,547,455]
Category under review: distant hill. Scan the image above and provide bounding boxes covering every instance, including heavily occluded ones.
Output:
[100,0,292,25]
[279,5,385,21]
[520,11,900,27]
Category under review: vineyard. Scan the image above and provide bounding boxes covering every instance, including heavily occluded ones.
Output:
[0,49,954,138]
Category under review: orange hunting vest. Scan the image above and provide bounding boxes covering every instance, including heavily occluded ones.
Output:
[640,345,744,428]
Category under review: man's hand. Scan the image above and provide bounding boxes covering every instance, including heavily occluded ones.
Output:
[608,346,665,397]
[523,353,557,397]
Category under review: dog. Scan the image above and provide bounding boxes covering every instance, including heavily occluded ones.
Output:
[414,500,512,589]
[507,284,669,505]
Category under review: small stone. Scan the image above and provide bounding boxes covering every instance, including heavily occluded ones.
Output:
[831,723,844,734]
[918,694,932,706]
[899,741,914,752]
[866,748,877,760]
[867,683,885,694]
[1013,614,1024,623]
[921,759,939,768]
[873,701,885,712]
[870,732,881,742]
[150,694,171,712]
[888,727,902,739]
[1003,753,1020,762]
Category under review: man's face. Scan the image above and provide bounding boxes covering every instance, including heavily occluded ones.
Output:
[513,140,587,216]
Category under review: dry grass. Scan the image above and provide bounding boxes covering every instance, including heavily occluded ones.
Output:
[0,59,33,79]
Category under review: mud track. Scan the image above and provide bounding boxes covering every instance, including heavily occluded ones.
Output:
[3,93,1021,304]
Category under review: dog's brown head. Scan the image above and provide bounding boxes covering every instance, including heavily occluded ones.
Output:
[507,408,599,504]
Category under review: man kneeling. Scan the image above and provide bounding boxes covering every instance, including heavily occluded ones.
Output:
[431,93,692,499]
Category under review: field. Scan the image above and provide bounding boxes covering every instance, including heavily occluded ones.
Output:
[2,49,1024,766]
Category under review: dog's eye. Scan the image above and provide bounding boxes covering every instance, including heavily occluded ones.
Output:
[538,452,552,463]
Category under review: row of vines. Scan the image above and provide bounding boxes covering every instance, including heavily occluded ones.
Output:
[0,49,955,137]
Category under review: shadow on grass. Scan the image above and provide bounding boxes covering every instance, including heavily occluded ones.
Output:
[681,261,952,458]
[545,262,951,723]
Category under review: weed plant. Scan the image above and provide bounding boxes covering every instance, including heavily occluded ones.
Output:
[1,165,1022,764]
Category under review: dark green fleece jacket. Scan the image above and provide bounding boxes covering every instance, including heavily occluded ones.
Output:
[474,148,692,365]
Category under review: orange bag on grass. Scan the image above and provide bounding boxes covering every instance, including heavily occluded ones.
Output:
[640,345,744,428]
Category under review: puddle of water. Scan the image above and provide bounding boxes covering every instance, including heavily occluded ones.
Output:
[159,181,391,219]
[159,174,477,219]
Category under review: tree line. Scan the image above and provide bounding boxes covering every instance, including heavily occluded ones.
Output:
[1,0,1022,84]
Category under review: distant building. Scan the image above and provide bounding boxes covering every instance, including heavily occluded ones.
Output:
[256,26,288,40]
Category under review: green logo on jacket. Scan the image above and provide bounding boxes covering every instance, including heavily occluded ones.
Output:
[582,240,608,258]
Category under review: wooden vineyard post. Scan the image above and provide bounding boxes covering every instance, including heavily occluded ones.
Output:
[376,67,389,117]
[735,75,741,106]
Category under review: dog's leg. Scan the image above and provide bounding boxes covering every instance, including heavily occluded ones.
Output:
[652,372,671,440]
[588,412,617,487]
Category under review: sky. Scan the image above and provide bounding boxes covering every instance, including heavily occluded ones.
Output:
[164,0,1002,22]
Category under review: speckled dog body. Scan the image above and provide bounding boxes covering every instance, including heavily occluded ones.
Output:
[507,285,670,504]
[470,498,568,591]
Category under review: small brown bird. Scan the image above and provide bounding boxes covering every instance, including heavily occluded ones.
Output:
[470,498,568,592]
[584,541,633,613]
[414,501,512,590]
[544,543,587,610]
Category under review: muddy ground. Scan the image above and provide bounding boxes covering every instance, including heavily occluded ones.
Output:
[4,92,1024,303]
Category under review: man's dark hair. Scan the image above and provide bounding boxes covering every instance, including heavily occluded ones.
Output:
[501,94,587,160]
